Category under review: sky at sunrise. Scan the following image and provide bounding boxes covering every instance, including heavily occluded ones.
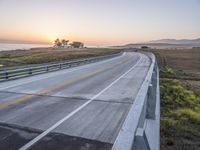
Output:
[0,0,200,46]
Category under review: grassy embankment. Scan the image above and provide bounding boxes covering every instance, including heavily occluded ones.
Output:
[0,47,122,68]
[144,48,200,150]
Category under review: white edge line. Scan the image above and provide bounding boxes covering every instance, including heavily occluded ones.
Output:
[19,54,142,150]
[0,53,125,91]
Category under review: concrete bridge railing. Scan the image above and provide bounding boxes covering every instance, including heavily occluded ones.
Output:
[0,52,121,82]
[112,52,160,150]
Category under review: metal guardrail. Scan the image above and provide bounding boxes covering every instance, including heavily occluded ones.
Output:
[0,53,121,82]
[112,52,160,150]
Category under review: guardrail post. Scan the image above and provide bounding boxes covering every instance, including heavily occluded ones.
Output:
[59,64,62,69]
[46,66,49,72]
[133,127,150,150]
[29,68,32,75]
[146,67,157,119]
[5,71,8,79]
[138,96,148,128]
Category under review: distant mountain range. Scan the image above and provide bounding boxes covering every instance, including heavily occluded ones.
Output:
[148,38,200,45]
[115,38,200,49]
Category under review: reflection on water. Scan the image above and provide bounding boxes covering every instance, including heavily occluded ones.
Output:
[0,43,51,51]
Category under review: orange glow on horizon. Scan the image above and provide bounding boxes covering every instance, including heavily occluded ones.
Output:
[0,0,199,46]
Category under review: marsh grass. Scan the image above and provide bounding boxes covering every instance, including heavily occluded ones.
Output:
[160,76,200,150]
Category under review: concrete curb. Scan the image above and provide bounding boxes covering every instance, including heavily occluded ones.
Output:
[112,52,160,150]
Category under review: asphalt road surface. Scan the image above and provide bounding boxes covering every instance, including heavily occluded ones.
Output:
[0,52,151,150]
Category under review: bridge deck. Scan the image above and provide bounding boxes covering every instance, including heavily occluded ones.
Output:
[0,52,151,149]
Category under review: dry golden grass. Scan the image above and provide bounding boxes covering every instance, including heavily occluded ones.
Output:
[147,48,200,72]
[0,47,122,68]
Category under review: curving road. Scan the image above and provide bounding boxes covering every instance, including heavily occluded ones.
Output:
[0,52,151,150]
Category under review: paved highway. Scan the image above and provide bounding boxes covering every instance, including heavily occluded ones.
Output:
[0,52,151,150]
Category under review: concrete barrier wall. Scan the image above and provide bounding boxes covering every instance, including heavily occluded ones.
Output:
[112,52,160,150]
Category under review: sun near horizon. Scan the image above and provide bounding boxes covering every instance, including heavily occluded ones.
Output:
[0,0,200,46]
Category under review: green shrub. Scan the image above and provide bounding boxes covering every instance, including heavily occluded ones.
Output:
[160,67,175,77]
[160,78,200,149]
[160,79,200,114]
[172,108,200,124]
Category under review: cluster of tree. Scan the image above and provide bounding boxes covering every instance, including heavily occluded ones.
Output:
[54,39,69,47]
[54,38,84,48]
[71,41,84,48]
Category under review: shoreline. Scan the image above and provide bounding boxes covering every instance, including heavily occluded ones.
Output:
[0,43,51,52]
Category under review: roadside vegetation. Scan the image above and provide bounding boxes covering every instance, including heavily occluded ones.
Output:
[143,48,200,150]
[0,48,122,69]
[160,72,200,150]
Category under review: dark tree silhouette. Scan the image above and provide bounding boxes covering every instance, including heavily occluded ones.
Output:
[54,38,62,47]
[70,41,84,48]
[61,39,69,46]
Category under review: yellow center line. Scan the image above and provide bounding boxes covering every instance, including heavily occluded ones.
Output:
[0,57,133,109]
[0,68,107,109]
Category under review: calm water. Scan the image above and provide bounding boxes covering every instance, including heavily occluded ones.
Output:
[0,43,51,51]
